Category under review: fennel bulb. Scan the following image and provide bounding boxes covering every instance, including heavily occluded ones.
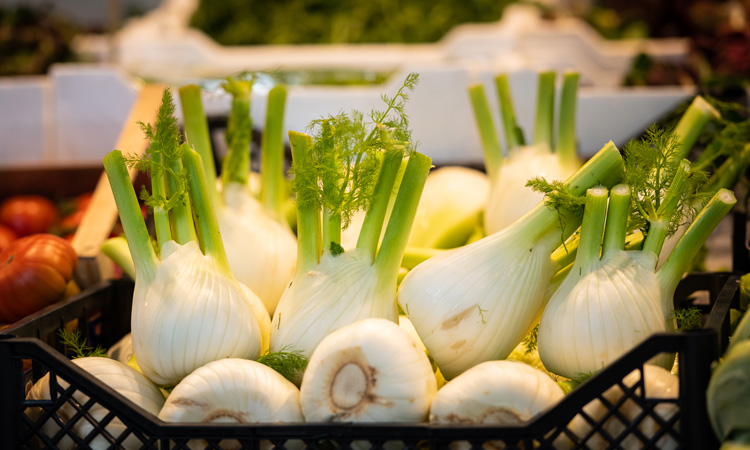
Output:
[300,318,437,422]
[568,365,679,450]
[429,360,564,425]
[408,166,490,248]
[159,358,303,423]
[25,357,165,450]
[538,167,736,378]
[399,314,446,388]
[470,71,582,235]
[159,358,303,450]
[707,296,750,447]
[180,82,297,315]
[707,340,750,447]
[99,236,271,355]
[484,145,576,233]
[104,90,262,386]
[271,75,431,359]
[218,181,297,314]
[398,141,624,380]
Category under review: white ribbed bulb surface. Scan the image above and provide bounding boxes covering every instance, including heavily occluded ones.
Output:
[429,360,564,425]
[219,182,297,315]
[538,250,666,378]
[270,249,396,358]
[485,146,575,235]
[409,166,490,248]
[159,358,303,424]
[132,240,261,386]
[398,225,558,380]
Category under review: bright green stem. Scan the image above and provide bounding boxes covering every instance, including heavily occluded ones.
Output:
[102,151,159,283]
[602,184,631,254]
[671,96,720,163]
[468,84,503,181]
[515,141,623,246]
[551,234,579,269]
[261,85,288,218]
[165,143,198,245]
[705,144,750,192]
[401,246,444,270]
[149,144,172,249]
[374,152,432,286]
[534,71,556,149]
[324,208,342,250]
[494,74,521,151]
[658,189,737,296]
[289,131,321,272]
[183,147,232,276]
[357,148,404,255]
[642,160,691,256]
[179,85,219,204]
[222,81,252,186]
[556,71,580,168]
[101,236,136,280]
[572,187,609,269]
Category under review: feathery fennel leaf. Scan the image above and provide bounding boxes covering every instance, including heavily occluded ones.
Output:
[291,73,419,229]
[58,329,108,359]
[673,306,703,331]
[258,348,309,383]
[123,89,189,214]
[623,125,709,237]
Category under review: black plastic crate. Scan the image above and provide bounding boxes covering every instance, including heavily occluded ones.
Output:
[0,273,741,450]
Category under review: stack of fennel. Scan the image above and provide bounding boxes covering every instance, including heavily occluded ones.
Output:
[30,73,747,449]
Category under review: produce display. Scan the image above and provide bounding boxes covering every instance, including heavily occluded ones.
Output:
[4,68,750,450]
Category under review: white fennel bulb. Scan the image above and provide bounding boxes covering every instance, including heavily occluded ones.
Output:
[271,248,390,358]
[181,82,296,315]
[26,357,165,450]
[159,358,302,423]
[484,145,576,233]
[568,365,679,450]
[539,171,736,378]
[104,93,262,387]
[271,88,431,360]
[409,166,490,248]
[130,239,261,386]
[429,360,564,425]
[469,71,582,236]
[399,315,447,388]
[239,282,272,354]
[159,358,303,450]
[398,142,624,380]
[300,318,437,422]
[219,181,297,315]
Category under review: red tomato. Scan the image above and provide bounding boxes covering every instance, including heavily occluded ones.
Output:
[74,192,93,212]
[59,209,85,234]
[0,196,58,237]
[0,234,78,323]
[0,225,16,252]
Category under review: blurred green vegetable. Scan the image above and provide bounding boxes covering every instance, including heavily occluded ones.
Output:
[191,0,514,46]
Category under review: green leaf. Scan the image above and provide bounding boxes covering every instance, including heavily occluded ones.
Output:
[58,329,107,359]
